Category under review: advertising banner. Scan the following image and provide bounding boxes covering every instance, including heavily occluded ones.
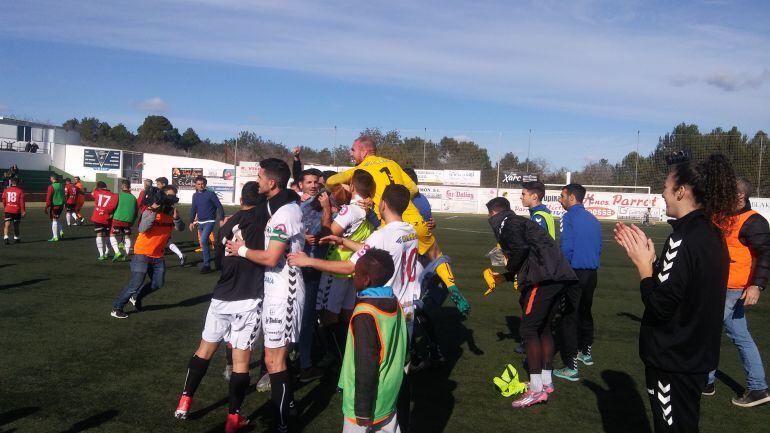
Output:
[500,171,539,185]
[172,168,203,190]
[83,148,121,171]
[235,162,260,203]
[443,169,481,186]
[415,169,444,184]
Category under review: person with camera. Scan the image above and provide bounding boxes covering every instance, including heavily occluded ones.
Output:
[110,185,184,319]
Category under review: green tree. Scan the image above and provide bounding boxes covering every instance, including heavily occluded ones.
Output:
[109,123,134,145]
[179,128,201,151]
[138,115,177,143]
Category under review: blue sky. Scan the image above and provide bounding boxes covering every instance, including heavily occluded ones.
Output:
[1,0,769,169]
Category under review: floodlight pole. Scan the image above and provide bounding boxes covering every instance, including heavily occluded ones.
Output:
[333,125,337,167]
[758,137,765,197]
[634,130,640,186]
[232,135,238,204]
[423,127,427,169]
[496,131,502,196]
[526,128,532,172]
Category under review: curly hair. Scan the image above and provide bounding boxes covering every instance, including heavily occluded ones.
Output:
[670,153,737,232]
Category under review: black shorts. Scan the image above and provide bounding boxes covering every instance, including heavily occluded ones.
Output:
[111,226,132,236]
[49,205,63,219]
[94,222,111,234]
[66,203,77,212]
[519,282,564,338]
[4,212,21,222]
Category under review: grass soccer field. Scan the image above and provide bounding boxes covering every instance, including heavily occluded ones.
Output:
[1,205,769,432]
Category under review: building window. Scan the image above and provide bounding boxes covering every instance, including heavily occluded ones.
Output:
[16,125,31,142]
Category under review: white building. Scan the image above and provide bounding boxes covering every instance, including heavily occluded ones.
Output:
[0,117,81,171]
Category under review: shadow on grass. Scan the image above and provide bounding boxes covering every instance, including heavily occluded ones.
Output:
[0,278,50,291]
[0,407,39,427]
[59,409,119,433]
[583,370,651,433]
[140,293,212,312]
[496,315,522,342]
[0,263,15,270]
[714,370,744,397]
[616,311,643,323]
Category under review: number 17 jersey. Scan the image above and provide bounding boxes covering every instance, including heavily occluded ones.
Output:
[350,220,419,308]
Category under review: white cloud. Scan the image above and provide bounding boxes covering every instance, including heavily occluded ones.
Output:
[132,97,170,113]
[2,0,769,128]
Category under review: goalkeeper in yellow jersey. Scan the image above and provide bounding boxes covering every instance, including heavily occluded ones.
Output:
[325,135,470,317]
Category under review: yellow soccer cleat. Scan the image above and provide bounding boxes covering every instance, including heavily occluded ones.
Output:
[483,268,497,296]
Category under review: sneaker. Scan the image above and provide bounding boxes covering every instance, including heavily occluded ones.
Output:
[702,383,716,396]
[577,347,594,366]
[110,309,128,319]
[553,367,580,382]
[731,389,770,407]
[224,413,249,433]
[13,238,20,244]
[3,238,8,245]
[180,255,186,267]
[256,372,271,392]
[174,395,192,419]
[511,389,548,408]
[97,255,108,261]
[47,237,59,242]
[200,265,212,274]
[223,364,232,382]
[129,295,143,312]
[299,366,324,383]
[112,252,124,262]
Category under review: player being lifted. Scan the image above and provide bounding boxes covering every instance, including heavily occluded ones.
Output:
[315,170,376,360]
[289,184,421,337]
[45,175,66,242]
[92,181,118,260]
[110,180,138,261]
[226,158,305,433]
[174,181,268,433]
[2,177,25,244]
[325,136,470,317]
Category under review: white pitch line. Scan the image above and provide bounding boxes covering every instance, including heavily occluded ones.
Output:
[438,227,491,234]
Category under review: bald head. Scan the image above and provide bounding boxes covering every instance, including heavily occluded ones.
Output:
[350,135,377,164]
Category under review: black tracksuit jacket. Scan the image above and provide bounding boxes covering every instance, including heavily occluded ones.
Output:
[639,209,729,373]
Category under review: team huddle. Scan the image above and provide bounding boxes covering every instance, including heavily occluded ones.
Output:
[164,136,471,433]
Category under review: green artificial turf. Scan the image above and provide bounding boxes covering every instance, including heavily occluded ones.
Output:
[1,205,768,432]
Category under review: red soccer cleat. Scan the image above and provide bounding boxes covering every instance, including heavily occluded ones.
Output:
[225,413,250,433]
[174,395,192,420]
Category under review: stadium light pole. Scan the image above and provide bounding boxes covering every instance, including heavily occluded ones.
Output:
[423,127,427,169]
[496,131,502,196]
[232,135,238,204]
[758,136,765,197]
[526,128,532,172]
[333,125,337,167]
[634,130,640,186]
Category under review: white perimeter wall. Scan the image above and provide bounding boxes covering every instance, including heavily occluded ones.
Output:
[0,150,52,171]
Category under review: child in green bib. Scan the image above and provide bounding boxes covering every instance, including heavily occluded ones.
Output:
[340,248,407,433]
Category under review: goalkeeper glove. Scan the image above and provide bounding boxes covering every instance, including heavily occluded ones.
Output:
[449,286,471,317]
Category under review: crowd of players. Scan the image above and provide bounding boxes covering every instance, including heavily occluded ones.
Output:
[2,139,769,433]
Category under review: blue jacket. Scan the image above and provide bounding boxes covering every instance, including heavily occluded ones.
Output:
[190,189,225,223]
[412,193,433,221]
[528,204,552,231]
[560,204,602,269]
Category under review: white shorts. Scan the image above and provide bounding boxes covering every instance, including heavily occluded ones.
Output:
[262,291,304,349]
[316,273,356,314]
[201,300,262,351]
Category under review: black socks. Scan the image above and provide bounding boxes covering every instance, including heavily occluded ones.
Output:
[269,370,294,431]
[182,354,210,397]
[228,372,250,414]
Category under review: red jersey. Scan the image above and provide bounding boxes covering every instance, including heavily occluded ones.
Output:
[91,189,118,225]
[2,186,25,214]
[65,183,79,205]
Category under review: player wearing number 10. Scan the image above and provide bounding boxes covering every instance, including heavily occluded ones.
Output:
[325,136,471,317]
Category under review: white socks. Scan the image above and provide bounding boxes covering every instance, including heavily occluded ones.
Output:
[51,221,59,238]
[66,212,72,226]
[530,373,543,393]
[124,236,132,253]
[168,243,183,259]
[110,236,120,253]
[542,370,552,386]
[96,236,105,257]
